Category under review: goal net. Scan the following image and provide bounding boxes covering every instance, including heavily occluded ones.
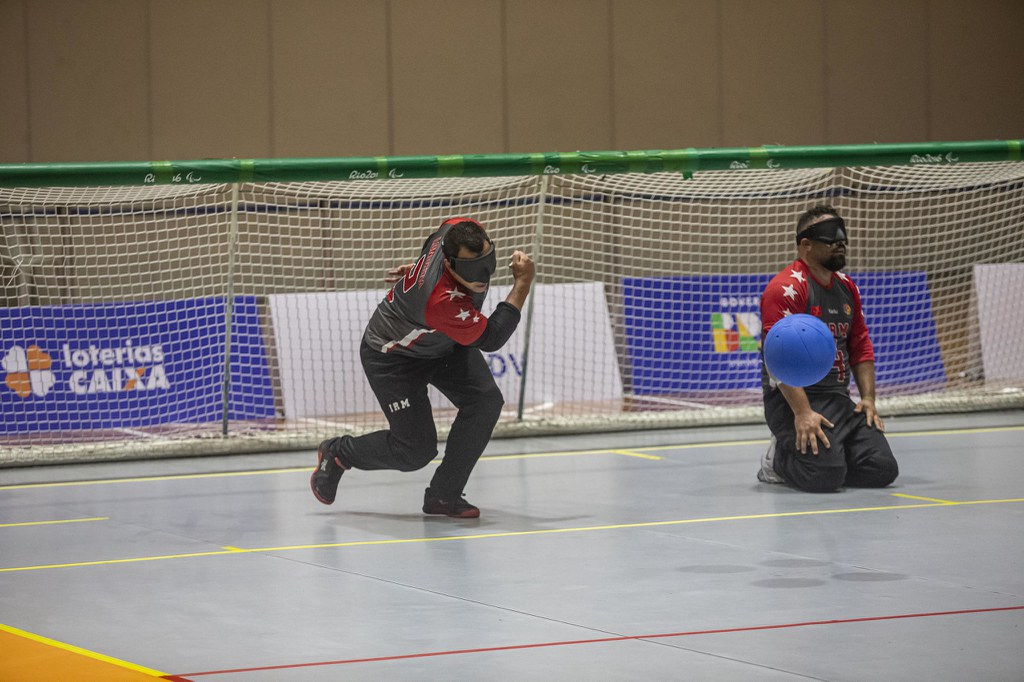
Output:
[2,147,1023,464]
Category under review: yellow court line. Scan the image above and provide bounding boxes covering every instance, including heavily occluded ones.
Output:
[611,449,663,460]
[633,439,770,453]
[891,493,957,504]
[1,422,1020,492]
[3,496,1022,573]
[1,548,246,573]
[0,516,108,529]
[636,424,1024,452]
[243,497,1024,552]
[950,497,1024,506]
[0,467,311,491]
[449,450,620,462]
[0,451,636,491]
[0,622,168,677]
[887,424,1024,438]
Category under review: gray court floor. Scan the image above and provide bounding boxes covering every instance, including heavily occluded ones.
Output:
[2,410,1023,681]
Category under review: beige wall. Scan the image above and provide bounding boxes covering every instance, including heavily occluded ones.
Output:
[1,0,1022,163]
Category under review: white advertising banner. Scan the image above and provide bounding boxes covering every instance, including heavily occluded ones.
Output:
[974,264,1024,382]
[268,282,622,418]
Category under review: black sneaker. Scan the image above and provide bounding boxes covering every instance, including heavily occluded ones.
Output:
[423,488,480,518]
[310,438,349,505]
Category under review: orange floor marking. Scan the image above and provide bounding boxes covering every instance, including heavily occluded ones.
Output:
[0,629,170,681]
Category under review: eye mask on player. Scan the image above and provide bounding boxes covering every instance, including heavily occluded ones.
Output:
[796,217,847,245]
[450,243,497,284]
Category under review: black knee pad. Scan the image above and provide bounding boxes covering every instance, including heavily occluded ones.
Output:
[872,459,899,487]
[798,467,847,493]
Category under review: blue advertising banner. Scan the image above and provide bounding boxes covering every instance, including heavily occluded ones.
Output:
[0,297,274,433]
[623,273,944,394]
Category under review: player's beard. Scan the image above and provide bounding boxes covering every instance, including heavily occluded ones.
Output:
[824,254,846,271]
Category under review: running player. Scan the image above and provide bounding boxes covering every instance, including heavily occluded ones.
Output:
[311,217,535,517]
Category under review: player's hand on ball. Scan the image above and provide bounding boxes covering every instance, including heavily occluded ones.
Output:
[509,250,535,284]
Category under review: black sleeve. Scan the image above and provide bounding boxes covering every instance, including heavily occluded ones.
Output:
[468,301,522,352]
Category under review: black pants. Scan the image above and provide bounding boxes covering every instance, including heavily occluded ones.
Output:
[336,341,504,497]
[764,390,898,493]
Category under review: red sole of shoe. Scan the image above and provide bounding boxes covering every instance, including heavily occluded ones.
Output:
[424,508,480,518]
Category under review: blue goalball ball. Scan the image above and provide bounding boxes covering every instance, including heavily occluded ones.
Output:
[763,313,837,387]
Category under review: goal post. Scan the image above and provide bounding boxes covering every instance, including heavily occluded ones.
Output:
[2,140,1023,465]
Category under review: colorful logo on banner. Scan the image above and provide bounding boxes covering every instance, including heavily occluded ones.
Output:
[623,273,944,394]
[0,297,274,433]
[2,339,170,401]
[2,345,57,397]
[711,310,761,353]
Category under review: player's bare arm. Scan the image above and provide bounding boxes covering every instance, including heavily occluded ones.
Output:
[384,263,416,284]
[779,383,833,455]
[852,361,884,431]
[503,250,535,311]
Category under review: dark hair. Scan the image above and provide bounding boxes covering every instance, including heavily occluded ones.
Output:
[796,204,841,234]
[442,220,490,259]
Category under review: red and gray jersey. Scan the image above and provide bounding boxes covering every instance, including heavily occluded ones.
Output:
[760,259,874,394]
[363,223,490,357]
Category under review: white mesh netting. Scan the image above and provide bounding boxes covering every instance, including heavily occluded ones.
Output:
[2,164,1023,464]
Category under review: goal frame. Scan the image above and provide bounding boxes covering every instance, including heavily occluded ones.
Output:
[2,140,1023,465]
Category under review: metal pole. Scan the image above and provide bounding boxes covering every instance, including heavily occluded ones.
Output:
[516,174,547,421]
[221,183,240,437]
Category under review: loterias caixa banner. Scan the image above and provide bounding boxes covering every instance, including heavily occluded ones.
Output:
[0,297,274,433]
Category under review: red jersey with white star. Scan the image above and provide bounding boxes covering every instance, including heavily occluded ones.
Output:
[760,259,874,394]
[362,224,489,357]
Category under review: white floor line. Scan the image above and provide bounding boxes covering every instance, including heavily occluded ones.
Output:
[113,428,159,439]
[295,418,360,429]
[629,395,715,409]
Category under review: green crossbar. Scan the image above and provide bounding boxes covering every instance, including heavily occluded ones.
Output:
[1,140,1020,188]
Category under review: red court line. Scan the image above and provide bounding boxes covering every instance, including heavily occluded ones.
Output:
[176,604,1024,677]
